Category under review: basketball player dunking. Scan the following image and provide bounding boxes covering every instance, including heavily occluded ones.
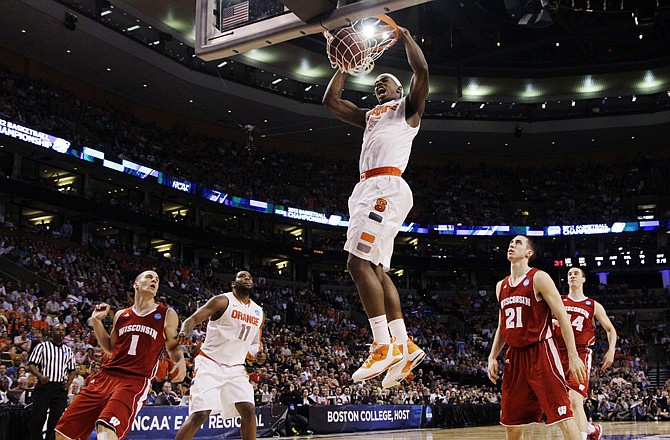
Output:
[553,267,617,440]
[488,236,586,440]
[323,25,429,387]
[55,270,186,440]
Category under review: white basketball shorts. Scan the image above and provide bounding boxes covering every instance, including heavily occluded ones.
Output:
[189,355,254,418]
[344,175,413,271]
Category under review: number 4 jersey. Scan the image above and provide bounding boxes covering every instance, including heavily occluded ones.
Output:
[199,292,263,365]
[102,303,168,378]
[553,296,596,350]
[499,268,554,348]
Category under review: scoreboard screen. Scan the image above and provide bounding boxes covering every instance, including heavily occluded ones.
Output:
[554,252,666,268]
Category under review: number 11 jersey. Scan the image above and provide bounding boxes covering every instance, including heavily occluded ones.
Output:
[499,268,553,348]
[200,292,263,365]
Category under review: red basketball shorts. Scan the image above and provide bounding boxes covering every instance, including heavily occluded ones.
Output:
[560,347,592,399]
[55,370,152,440]
[501,338,573,426]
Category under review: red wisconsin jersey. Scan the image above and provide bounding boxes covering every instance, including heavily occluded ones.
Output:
[499,268,553,348]
[554,296,596,350]
[102,303,167,378]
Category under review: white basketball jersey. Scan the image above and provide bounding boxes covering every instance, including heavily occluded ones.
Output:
[199,292,263,365]
[360,96,419,173]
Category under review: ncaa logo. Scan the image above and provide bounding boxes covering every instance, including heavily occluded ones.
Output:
[586,301,592,305]
[255,310,261,316]
[154,313,162,320]
[523,279,530,287]
[425,405,433,421]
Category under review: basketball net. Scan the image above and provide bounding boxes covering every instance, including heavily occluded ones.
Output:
[323,14,399,76]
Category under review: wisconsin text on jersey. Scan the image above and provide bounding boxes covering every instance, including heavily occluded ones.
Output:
[231,309,260,326]
[118,324,158,339]
[500,296,531,307]
[564,305,590,318]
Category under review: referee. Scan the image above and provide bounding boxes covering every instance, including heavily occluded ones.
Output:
[27,323,76,440]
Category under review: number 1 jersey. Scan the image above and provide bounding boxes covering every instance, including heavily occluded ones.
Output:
[499,268,553,348]
[200,292,263,365]
[102,303,168,378]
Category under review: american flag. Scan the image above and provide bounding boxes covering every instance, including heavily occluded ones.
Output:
[220,1,249,29]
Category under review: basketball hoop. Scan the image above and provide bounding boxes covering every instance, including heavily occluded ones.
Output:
[323,14,399,76]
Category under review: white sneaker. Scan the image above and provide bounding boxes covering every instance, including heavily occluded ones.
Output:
[352,342,403,382]
[382,336,426,388]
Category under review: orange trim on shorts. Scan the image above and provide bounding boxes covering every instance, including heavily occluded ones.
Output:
[360,166,402,181]
[360,232,376,243]
[198,350,242,367]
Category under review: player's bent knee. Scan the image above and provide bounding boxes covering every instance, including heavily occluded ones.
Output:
[505,426,524,440]
[95,425,119,440]
[189,410,212,425]
[568,390,584,407]
[236,402,256,419]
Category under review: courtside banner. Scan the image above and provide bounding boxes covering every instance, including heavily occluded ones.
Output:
[308,405,423,433]
[87,405,286,439]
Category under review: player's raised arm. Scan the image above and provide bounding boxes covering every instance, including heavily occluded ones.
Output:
[90,304,121,357]
[487,280,506,384]
[164,308,187,382]
[180,294,230,337]
[534,271,586,384]
[594,301,617,370]
[397,26,429,123]
[323,70,367,128]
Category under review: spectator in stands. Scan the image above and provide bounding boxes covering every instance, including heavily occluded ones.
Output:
[152,351,175,393]
[0,377,9,405]
[153,381,180,406]
[10,375,30,405]
[6,357,23,380]
[0,365,13,389]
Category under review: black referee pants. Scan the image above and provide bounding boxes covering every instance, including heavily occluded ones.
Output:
[30,382,68,440]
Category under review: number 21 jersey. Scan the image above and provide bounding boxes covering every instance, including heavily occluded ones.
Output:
[499,268,553,348]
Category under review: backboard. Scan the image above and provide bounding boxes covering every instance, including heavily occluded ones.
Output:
[195,0,434,61]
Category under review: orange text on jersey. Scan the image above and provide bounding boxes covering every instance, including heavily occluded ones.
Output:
[231,309,260,326]
[368,103,399,117]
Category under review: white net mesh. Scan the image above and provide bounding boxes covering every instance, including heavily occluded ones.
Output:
[324,15,399,76]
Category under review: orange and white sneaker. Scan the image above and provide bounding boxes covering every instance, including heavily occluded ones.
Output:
[352,342,403,382]
[381,337,426,388]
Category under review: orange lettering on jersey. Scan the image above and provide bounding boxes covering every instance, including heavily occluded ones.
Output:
[369,103,399,118]
[374,198,388,212]
[231,309,259,326]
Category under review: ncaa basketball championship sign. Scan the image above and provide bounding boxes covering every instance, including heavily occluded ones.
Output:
[87,406,285,439]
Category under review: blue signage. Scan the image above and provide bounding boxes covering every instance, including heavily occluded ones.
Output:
[86,406,286,440]
[308,404,423,434]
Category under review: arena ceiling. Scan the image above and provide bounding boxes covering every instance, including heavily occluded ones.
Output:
[2,0,670,155]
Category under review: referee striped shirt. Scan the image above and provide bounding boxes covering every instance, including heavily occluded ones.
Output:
[28,341,76,382]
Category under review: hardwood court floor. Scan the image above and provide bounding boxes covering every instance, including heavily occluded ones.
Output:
[313,422,670,440]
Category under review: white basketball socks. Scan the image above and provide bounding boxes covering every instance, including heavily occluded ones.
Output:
[388,318,408,344]
[369,315,391,344]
